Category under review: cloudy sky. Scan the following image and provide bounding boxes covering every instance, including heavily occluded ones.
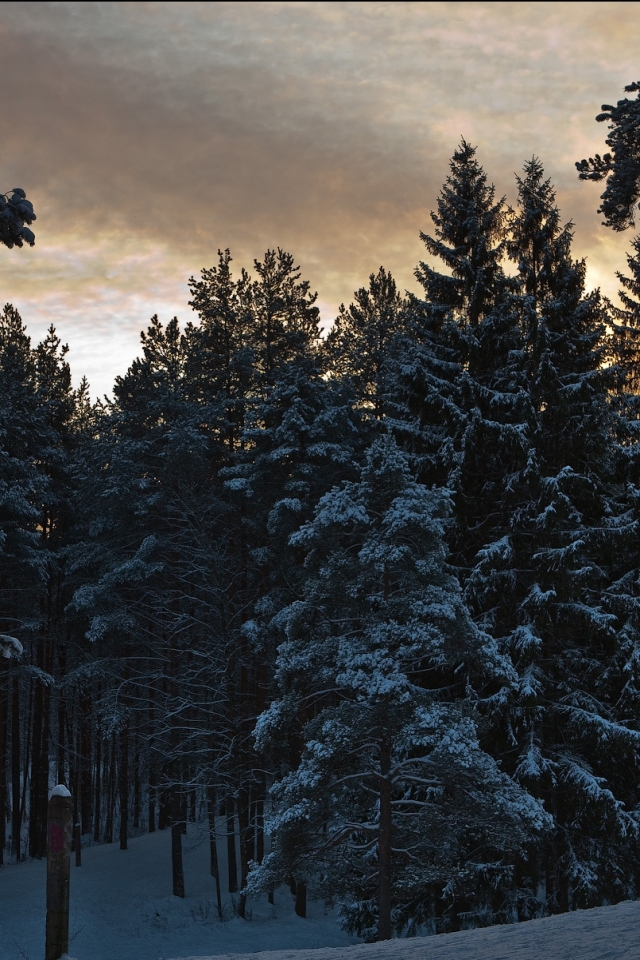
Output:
[1,1,639,396]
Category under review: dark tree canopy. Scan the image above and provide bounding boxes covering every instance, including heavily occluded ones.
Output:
[576,82,640,231]
[0,188,36,249]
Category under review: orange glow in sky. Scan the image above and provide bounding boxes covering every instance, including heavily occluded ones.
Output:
[1,1,638,395]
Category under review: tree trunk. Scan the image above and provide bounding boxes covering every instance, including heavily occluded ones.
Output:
[378,736,392,941]
[207,787,223,919]
[104,737,115,844]
[29,671,48,858]
[226,797,238,894]
[158,780,171,831]
[73,781,82,872]
[148,759,156,832]
[57,689,66,786]
[80,696,93,837]
[255,796,264,864]
[295,880,307,918]
[93,734,101,843]
[169,626,184,897]
[171,787,185,898]
[119,725,129,850]
[11,677,21,861]
[0,675,7,865]
[237,788,252,918]
[133,754,141,830]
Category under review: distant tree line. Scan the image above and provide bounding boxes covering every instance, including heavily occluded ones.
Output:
[3,86,640,942]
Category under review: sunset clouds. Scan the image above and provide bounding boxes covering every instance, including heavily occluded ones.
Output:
[1,1,638,394]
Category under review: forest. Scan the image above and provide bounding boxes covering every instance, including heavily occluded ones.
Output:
[2,82,640,944]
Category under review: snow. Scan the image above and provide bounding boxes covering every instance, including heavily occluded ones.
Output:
[0,633,23,659]
[1,823,639,960]
[178,900,640,959]
[0,825,356,960]
[50,784,72,798]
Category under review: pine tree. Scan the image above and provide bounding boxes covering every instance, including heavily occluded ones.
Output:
[248,436,547,939]
[69,313,231,888]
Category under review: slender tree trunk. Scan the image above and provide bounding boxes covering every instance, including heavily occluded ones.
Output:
[119,725,129,850]
[57,691,66,786]
[20,688,31,852]
[170,787,185,897]
[295,881,307,918]
[104,737,115,844]
[148,758,156,833]
[169,628,184,897]
[207,787,223,919]
[179,779,188,836]
[378,736,393,941]
[29,675,44,858]
[226,797,238,894]
[73,756,81,868]
[237,788,252,918]
[256,796,264,864]
[0,675,7,865]
[133,753,141,831]
[158,783,170,830]
[93,734,101,843]
[80,696,92,837]
[11,678,21,861]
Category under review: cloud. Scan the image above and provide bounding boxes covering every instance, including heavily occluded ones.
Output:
[0,1,638,395]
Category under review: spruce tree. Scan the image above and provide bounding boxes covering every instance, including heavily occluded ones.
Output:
[390,141,513,490]
[576,82,640,231]
[490,159,640,914]
[323,266,407,422]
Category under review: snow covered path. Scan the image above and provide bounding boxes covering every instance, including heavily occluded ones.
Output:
[0,825,638,960]
[177,897,640,960]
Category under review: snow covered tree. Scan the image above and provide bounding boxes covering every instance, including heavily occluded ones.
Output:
[417,139,511,332]
[248,436,547,939]
[187,248,329,911]
[576,82,640,231]
[389,141,514,491]
[0,306,81,859]
[605,234,640,473]
[477,159,640,914]
[67,312,234,893]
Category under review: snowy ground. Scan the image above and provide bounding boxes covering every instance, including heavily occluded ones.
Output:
[0,825,356,960]
[0,825,638,960]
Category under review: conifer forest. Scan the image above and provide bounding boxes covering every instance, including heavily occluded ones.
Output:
[3,81,640,944]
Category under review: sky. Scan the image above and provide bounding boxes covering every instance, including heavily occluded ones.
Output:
[1,1,639,397]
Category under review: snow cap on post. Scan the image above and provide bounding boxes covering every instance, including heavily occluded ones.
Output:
[49,784,72,799]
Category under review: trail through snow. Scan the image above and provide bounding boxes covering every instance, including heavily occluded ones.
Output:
[0,825,638,960]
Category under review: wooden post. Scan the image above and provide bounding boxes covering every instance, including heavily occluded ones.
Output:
[45,785,72,960]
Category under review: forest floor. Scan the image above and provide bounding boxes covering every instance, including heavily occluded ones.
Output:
[0,825,638,960]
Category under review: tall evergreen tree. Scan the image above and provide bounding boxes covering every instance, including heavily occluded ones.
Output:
[323,267,407,422]
[248,437,546,939]
[576,82,640,231]
[390,141,513,490]
[484,159,640,914]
